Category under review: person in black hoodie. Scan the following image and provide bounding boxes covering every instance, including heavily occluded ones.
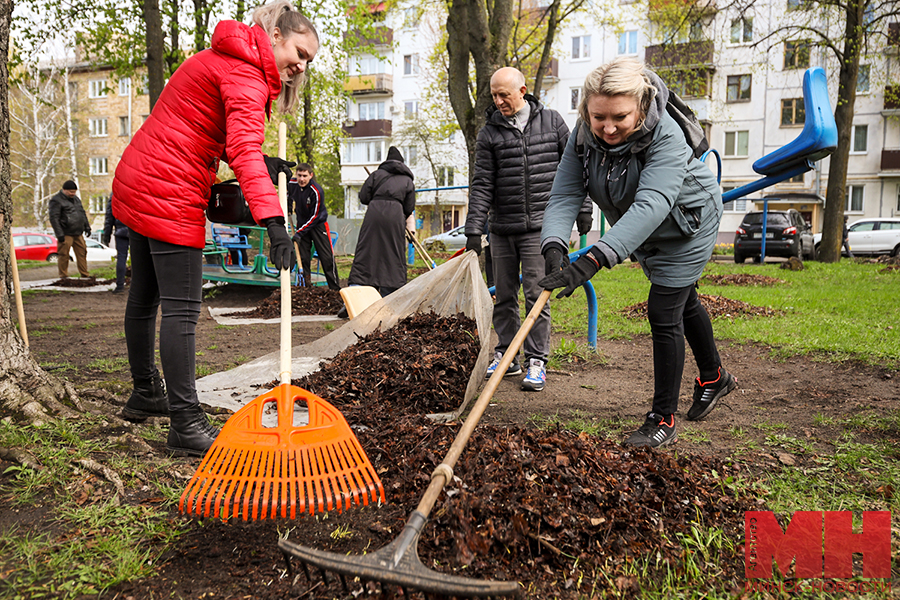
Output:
[288,163,340,290]
[348,146,415,296]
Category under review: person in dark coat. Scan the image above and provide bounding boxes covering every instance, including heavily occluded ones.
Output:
[348,146,415,296]
[48,180,91,279]
[289,163,340,290]
[102,195,130,293]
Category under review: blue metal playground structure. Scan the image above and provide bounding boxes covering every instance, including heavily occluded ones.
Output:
[202,67,838,350]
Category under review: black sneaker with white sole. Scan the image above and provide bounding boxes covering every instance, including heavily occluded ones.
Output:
[624,412,677,448]
[686,367,737,421]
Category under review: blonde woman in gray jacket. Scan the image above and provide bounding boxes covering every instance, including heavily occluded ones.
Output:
[539,56,736,448]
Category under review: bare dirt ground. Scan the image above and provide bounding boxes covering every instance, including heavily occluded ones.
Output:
[4,267,900,599]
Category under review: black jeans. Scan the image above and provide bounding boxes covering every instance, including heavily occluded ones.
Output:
[647,283,721,417]
[125,231,202,412]
[296,224,340,290]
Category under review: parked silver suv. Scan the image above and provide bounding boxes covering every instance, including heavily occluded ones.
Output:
[813,218,900,257]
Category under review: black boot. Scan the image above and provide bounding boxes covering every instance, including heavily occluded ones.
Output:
[122,371,168,422]
[167,405,220,457]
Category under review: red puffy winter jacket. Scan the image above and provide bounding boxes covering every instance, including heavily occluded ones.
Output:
[113,21,284,248]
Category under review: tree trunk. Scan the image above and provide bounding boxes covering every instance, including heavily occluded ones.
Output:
[142,0,166,110]
[303,83,314,165]
[819,0,863,263]
[167,0,181,75]
[446,0,514,180]
[0,0,81,423]
[531,0,560,98]
[235,0,245,22]
[63,67,79,187]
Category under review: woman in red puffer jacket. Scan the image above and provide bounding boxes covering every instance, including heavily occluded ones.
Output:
[111,0,318,458]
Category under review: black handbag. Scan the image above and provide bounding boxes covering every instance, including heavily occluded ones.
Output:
[207,180,256,226]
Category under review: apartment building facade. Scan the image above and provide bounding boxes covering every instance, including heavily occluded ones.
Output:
[339,1,900,242]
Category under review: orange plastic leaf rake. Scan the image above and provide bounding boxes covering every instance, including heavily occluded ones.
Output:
[180,383,384,520]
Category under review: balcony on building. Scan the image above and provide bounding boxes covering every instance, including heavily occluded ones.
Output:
[344,73,393,96]
[645,40,715,68]
[880,148,900,172]
[343,25,393,48]
[541,58,559,85]
[884,84,900,115]
[343,118,392,138]
[888,22,900,54]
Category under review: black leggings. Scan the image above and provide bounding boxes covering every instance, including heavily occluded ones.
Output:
[124,231,202,412]
[647,283,721,417]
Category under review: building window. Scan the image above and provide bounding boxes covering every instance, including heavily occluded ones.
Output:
[851,124,868,153]
[138,75,149,95]
[721,186,748,212]
[119,77,131,96]
[787,0,808,10]
[90,157,109,175]
[358,101,385,120]
[730,17,753,43]
[666,70,710,98]
[572,35,591,60]
[89,195,106,214]
[67,81,78,102]
[89,118,108,137]
[437,166,454,187]
[403,7,420,27]
[403,54,419,75]
[119,116,131,136]
[405,145,417,165]
[354,56,386,76]
[618,31,637,55]
[343,140,384,164]
[88,79,107,99]
[404,100,418,117]
[141,113,150,123]
[724,131,749,157]
[784,40,810,69]
[846,185,864,211]
[781,97,805,126]
[726,74,751,102]
[896,185,900,211]
[857,64,870,93]
[570,87,580,111]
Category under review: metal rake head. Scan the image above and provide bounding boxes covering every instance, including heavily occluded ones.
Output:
[278,521,522,599]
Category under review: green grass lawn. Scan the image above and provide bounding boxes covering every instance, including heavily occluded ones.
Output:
[547,259,900,368]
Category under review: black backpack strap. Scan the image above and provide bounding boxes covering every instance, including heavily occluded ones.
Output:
[574,119,591,191]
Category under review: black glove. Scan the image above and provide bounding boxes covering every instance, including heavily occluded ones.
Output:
[542,241,570,276]
[263,217,296,271]
[102,232,111,246]
[576,213,592,236]
[465,235,482,256]
[538,246,606,298]
[85,227,91,237]
[263,156,297,186]
[57,236,65,244]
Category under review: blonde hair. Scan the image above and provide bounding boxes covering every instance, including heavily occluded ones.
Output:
[252,0,318,113]
[578,56,657,130]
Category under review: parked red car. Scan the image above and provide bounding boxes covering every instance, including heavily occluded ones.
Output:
[12,232,60,262]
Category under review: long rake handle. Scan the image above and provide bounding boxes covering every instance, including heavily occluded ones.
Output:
[415,288,551,517]
[9,229,28,347]
[406,229,436,270]
[278,123,291,386]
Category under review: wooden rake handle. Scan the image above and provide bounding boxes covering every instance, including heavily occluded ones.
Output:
[414,288,552,518]
[278,123,291,386]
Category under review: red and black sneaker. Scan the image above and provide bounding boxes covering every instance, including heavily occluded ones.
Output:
[687,367,737,421]
[624,412,677,448]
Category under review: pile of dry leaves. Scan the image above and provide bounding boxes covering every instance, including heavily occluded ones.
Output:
[622,294,782,320]
[224,286,344,318]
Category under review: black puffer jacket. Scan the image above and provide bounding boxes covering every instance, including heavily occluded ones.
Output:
[465,95,569,237]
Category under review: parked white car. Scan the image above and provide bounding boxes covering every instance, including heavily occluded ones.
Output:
[80,238,118,262]
[813,218,900,256]
[423,225,467,251]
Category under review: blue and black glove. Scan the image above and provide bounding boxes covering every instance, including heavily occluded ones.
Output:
[539,245,609,298]
[262,217,296,271]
